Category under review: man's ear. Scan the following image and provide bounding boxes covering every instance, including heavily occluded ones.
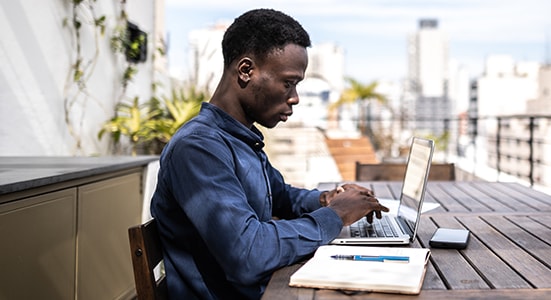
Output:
[237,58,254,83]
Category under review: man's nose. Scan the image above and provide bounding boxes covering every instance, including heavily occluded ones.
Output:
[288,91,300,105]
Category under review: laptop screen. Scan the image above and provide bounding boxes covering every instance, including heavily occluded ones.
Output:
[397,137,434,228]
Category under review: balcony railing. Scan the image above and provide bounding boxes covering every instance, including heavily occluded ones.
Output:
[362,114,551,189]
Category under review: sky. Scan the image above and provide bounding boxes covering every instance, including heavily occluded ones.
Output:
[164,0,551,83]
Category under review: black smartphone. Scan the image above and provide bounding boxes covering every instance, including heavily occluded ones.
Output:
[429,228,470,249]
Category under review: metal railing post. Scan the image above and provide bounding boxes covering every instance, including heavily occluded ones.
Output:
[496,117,502,180]
[528,117,535,187]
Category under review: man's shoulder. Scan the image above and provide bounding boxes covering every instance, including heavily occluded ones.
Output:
[176,108,220,135]
[172,119,222,143]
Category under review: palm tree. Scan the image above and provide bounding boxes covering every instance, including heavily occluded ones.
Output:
[330,77,388,135]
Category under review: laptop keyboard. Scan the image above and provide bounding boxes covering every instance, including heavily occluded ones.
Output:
[349,215,399,238]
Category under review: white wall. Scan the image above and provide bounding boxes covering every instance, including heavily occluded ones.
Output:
[477,55,539,117]
[0,0,166,156]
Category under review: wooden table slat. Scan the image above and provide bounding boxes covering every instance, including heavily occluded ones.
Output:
[459,215,551,288]
[490,215,551,263]
[469,182,549,212]
[525,215,551,245]
[499,182,551,206]
[482,216,551,280]
[424,183,473,213]
[437,182,515,213]
[463,182,525,212]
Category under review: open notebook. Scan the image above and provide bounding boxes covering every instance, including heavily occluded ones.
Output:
[330,137,435,245]
[289,245,431,294]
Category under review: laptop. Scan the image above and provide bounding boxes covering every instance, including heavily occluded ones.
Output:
[330,137,435,245]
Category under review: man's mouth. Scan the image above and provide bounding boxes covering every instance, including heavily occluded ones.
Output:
[280,112,292,122]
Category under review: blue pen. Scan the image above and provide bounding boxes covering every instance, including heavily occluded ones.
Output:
[330,254,410,263]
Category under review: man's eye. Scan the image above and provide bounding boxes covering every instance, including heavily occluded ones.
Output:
[285,81,298,88]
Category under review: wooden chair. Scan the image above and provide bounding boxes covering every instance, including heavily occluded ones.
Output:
[355,162,456,181]
[128,219,168,300]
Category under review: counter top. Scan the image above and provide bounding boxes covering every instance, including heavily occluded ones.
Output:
[0,156,159,195]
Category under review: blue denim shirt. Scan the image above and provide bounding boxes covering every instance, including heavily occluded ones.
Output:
[150,103,343,300]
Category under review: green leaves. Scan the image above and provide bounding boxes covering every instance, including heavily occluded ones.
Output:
[330,77,387,110]
[98,97,161,155]
[99,87,207,155]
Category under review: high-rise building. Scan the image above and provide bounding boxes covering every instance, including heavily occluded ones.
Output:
[407,19,450,135]
[306,43,345,92]
[187,23,226,94]
[473,55,543,186]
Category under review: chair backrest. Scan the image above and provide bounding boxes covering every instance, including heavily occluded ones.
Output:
[128,218,168,300]
[355,162,456,181]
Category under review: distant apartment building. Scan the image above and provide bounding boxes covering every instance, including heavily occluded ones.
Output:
[407,19,451,136]
[294,43,345,128]
[305,43,345,92]
[473,55,549,187]
[186,23,226,94]
[527,65,551,188]
[526,65,551,116]
[477,55,539,117]
[447,60,471,157]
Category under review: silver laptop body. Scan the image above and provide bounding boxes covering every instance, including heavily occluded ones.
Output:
[330,137,435,245]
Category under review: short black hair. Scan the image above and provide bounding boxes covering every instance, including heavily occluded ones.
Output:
[222,9,311,68]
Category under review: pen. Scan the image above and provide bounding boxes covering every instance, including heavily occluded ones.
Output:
[330,255,410,263]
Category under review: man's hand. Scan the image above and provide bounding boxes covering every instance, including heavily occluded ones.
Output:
[319,183,374,206]
[325,184,389,226]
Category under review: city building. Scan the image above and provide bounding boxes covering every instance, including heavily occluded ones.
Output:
[407,19,451,136]
[477,55,539,117]
[524,65,551,188]
[469,55,547,188]
[526,65,551,116]
[295,43,345,129]
[305,43,345,92]
[186,22,227,94]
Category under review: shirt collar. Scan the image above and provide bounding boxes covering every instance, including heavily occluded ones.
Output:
[201,102,266,150]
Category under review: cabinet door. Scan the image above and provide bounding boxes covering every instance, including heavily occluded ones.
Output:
[0,188,77,300]
[76,172,142,300]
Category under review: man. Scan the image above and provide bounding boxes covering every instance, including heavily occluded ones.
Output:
[150,8,389,300]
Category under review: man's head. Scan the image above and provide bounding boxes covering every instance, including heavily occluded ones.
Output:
[222,9,311,68]
[212,9,311,129]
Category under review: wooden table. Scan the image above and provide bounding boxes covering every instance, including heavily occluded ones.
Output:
[262,181,551,299]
